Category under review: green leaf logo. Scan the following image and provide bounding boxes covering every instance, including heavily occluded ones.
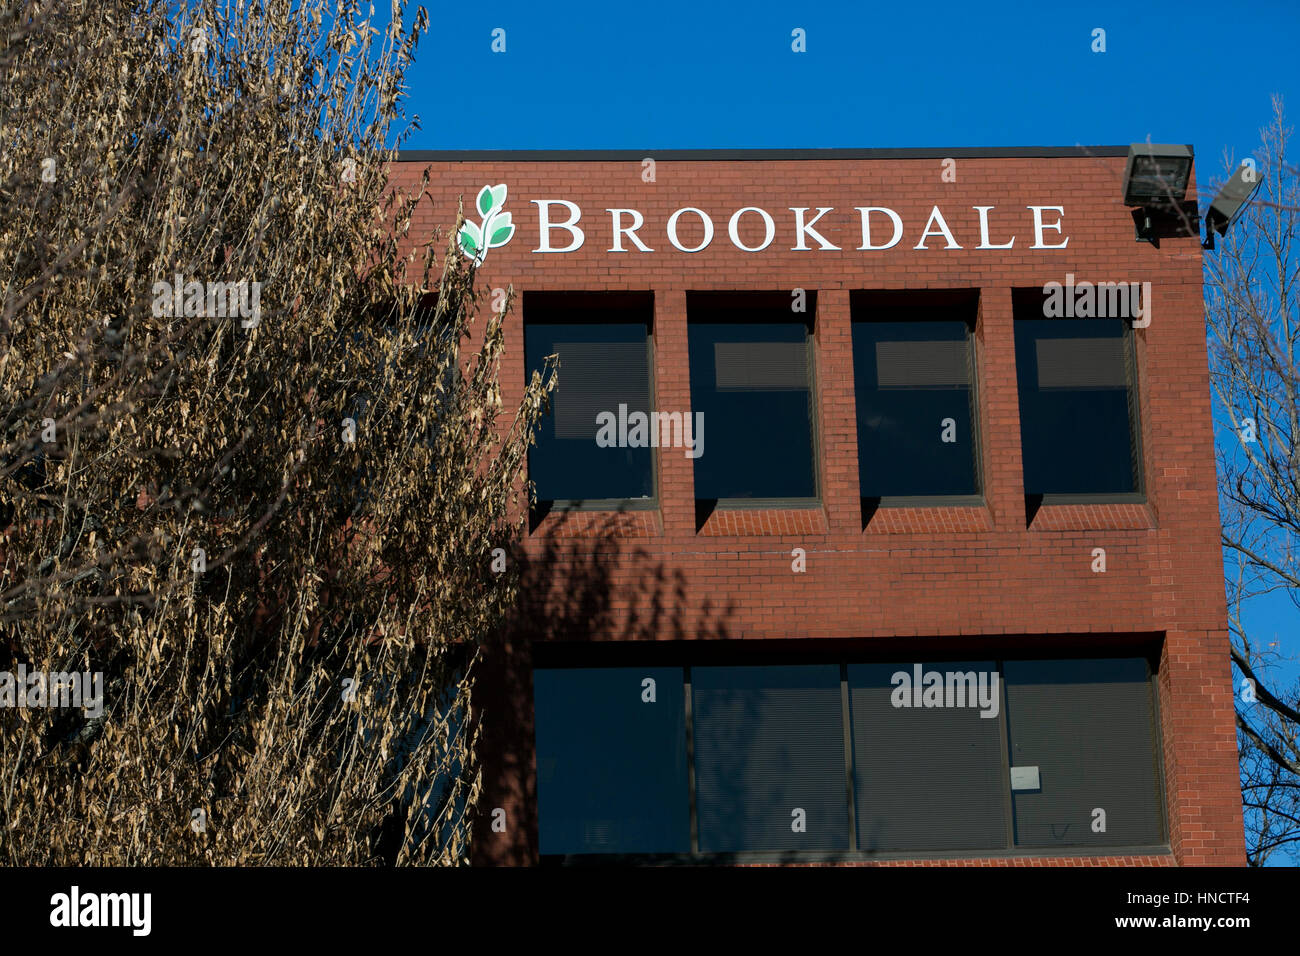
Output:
[460,184,512,264]
[488,213,514,249]
[459,221,482,257]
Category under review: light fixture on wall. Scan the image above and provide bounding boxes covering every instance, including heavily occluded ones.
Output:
[1202,161,1262,250]
[1122,143,1196,243]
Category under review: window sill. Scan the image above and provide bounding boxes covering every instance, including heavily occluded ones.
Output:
[540,845,1174,866]
[1037,492,1147,506]
[695,500,827,536]
[1027,496,1155,531]
[863,496,992,534]
[529,502,661,538]
[539,497,659,512]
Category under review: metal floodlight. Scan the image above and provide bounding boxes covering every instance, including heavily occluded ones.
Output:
[1122,143,1194,207]
[1203,161,1262,248]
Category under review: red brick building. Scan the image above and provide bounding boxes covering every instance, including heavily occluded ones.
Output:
[390,147,1243,866]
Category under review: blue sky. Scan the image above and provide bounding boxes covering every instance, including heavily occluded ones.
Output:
[393,0,1299,177]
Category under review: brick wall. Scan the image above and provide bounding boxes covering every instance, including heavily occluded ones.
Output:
[386,151,1244,866]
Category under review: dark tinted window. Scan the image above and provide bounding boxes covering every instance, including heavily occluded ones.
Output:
[1003,658,1163,848]
[852,297,979,498]
[692,664,847,852]
[531,655,1164,859]
[525,293,654,503]
[1014,307,1140,496]
[533,667,689,855]
[687,293,816,500]
[849,662,1006,851]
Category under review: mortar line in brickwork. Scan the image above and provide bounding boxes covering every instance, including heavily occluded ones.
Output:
[586,547,967,557]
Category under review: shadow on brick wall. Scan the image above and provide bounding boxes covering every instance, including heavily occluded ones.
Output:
[471,510,738,865]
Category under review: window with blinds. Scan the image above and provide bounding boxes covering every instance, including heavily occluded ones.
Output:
[1013,291,1142,498]
[1004,658,1165,848]
[848,662,1006,852]
[532,655,1166,861]
[533,666,690,856]
[692,664,849,852]
[524,292,655,506]
[687,292,818,502]
[851,290,981,502]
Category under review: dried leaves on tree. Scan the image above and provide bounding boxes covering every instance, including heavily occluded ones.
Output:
[0,0,554,864]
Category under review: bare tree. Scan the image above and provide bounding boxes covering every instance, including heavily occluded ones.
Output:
[0,0,553,864]
[1206,96,1300,866]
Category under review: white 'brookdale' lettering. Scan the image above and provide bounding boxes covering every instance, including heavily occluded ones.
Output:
[890,664,1000,718]
[532,202,1067,253]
